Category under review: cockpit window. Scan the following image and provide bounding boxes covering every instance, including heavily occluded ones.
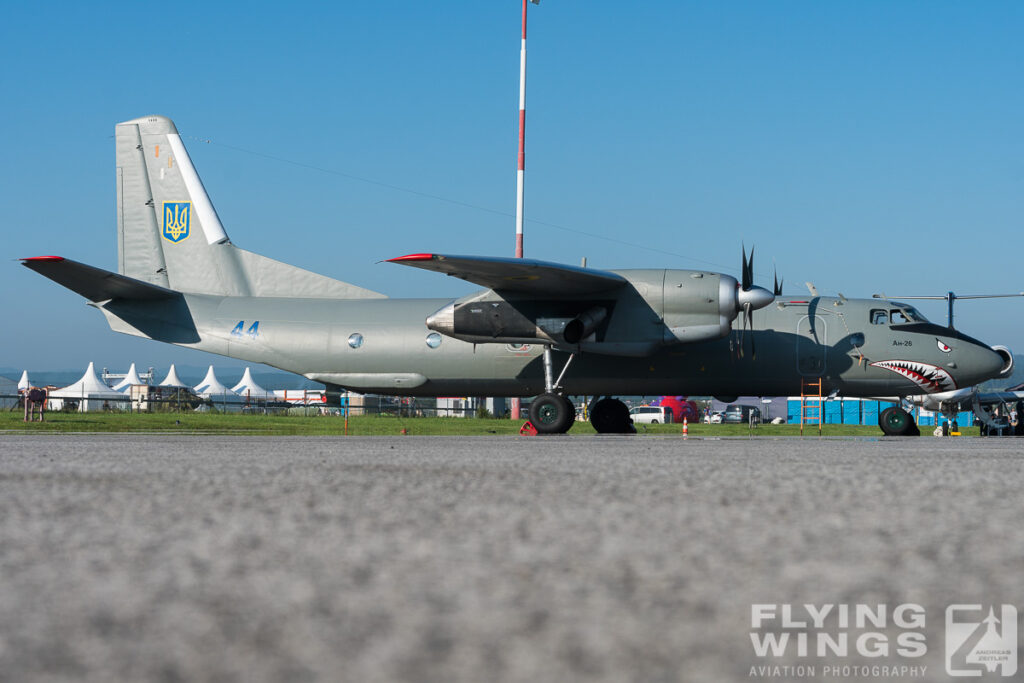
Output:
[871,306,928,325]
[890,306,927,324]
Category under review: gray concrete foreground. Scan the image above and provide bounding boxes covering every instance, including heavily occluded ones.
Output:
[0,435,1022,682]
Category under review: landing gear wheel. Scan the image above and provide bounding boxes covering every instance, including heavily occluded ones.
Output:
[529,393,574,434]
[878,407,917,436]
[559,395,576,431]
[589,398,635,434]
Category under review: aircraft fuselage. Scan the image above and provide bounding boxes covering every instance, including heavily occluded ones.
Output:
[98,290,1006,399]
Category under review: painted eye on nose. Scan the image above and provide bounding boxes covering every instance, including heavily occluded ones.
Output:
[936,339,951,353]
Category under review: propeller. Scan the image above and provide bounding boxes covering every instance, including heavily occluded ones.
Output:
[773,267,783,297]
[735,245,776,359]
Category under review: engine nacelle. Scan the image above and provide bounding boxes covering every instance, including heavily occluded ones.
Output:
[660,271,774,344]
[424,268,775,355]
[661,273,736,344]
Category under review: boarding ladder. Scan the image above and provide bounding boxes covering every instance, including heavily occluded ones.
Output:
[800,377,823,436]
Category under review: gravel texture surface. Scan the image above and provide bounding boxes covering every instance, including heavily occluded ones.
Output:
[0,434,1021,682]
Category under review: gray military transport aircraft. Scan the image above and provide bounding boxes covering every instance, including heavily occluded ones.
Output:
[22,115,1013,434]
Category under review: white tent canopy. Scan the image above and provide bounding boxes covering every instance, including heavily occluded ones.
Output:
[231,367,271,399]
[48,362,124,411]
[193,366,241,401]
[18,370,29,391]
[111,363,143,392]
[159,364,189,388]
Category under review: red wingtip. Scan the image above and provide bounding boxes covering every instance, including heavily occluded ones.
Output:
[20,256,65,262]
[387,253,436,262]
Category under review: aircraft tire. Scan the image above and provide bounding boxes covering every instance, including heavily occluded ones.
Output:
[590,398,635,434]
[529,393,574,434]
[560,395,577,433]
[878,407,916,436]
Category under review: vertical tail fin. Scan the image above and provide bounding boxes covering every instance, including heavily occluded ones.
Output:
[115,115,385,299]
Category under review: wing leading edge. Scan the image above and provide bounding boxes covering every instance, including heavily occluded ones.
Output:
[387,253,627,296]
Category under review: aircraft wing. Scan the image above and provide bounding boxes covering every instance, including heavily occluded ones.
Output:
[21,256,178,302]
[387,253,627,295]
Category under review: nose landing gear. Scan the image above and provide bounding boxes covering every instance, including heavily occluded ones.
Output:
[878,406,920,436]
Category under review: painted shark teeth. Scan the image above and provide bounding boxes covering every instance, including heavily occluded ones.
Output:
[870,360,957,394]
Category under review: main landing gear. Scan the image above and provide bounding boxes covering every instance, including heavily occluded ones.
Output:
[589,397,635,434]
[527,346,577,434]
[878,406,920,437]
[527,346,635,435]
[528,393,576,434]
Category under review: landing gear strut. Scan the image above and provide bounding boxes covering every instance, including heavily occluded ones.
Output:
[528,346,577,435]
[878,406,920,436]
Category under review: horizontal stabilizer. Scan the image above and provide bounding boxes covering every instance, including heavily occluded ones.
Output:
[387,253,627,295]
[21,256,178,302]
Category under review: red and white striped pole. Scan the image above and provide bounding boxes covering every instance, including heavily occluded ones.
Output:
[514,0,533,258]
[511,0,536,421]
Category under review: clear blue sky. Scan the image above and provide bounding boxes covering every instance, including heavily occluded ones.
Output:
[3,1,1022,373]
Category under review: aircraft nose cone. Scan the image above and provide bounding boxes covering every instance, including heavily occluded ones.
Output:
[426,302,455,335]
[736,285,774,312]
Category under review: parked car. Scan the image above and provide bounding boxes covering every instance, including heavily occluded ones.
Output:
[704,411,725,424]
[721,404,761,424]
[629,405,674,424]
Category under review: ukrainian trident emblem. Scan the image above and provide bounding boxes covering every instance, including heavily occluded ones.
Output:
[163,202,191,242]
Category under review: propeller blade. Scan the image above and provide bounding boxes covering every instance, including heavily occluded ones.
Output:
[773,268,783,297]
[741,245,754,291]
[744,302,755,358]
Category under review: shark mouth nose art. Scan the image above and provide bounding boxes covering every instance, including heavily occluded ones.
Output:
[870,360,957,394]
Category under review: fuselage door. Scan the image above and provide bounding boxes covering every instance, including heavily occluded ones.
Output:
[796,311,829,376]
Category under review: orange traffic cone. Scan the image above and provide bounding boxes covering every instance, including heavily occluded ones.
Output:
[682,417,689,436]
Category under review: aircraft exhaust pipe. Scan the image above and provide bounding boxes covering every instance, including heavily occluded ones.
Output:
[563,306,607,345]
[991,345,1014,377]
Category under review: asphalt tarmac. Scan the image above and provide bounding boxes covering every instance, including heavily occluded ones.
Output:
[0,434,1020,682]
